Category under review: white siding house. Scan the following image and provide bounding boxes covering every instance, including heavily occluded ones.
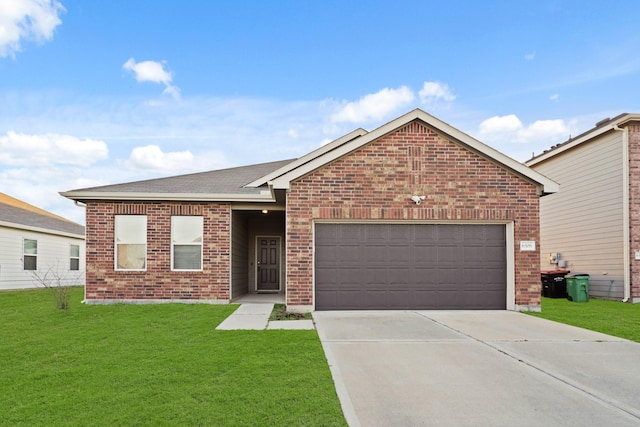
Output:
[526,113,640,302]
[0,193,85,290]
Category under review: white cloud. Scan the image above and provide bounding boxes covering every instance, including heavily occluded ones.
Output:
[126,145,193,172]
[478,114,570,144]
[0,0,64,58]
[525,51,536,61]
[125,144,228,174]
[518,119,570,143]
[331,86,415,123]
[123,58,181,99]
[0,131,108,167]
[550,93,560,102]
[419,81,456,104]
[479,114,523,135]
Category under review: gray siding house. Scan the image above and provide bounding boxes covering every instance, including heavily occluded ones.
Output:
[526,113,640,302]
[0,193,85,290]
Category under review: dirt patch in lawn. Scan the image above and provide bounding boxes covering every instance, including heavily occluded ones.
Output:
[269,304,313,321]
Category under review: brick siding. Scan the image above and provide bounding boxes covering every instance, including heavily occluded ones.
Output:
[85,201,230,301]
[627,124,640,301]
[286,120,541,308]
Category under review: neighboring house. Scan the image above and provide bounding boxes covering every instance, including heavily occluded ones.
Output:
[61,109,557,312]
[0,192,85,290]
[526,113,640,303]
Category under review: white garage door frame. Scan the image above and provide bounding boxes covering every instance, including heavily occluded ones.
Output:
[312,220,516,311]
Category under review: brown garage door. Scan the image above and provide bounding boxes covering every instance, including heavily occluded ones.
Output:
[315,223,506,310]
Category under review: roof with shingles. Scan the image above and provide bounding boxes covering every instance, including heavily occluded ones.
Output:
[0,193,85,237]
[63,159,295,197]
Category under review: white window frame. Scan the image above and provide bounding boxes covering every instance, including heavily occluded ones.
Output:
[114,215,147,271]
[23,238,37,271]
[171,216,203,271]
[70,244,80,271]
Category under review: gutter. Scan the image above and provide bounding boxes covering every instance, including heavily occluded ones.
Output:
[59,191,276,203]
[613,124,631,302]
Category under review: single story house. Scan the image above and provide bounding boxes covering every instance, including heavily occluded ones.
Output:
[526,113,640,303]
[61,109,558,312]
[0,192,85,290]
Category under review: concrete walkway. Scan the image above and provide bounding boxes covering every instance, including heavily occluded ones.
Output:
[314,310,640,427]
[216,303,315,330]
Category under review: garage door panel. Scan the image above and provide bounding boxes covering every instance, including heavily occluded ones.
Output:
[387,268,413,285]
[414,245,438,264]
[364,268,388,286]
[413,225,437,240]
[365,225,390,242]
[437,246,460,263]
[388,245,414,264]
[315,223,506,310]
[365,245,387,263]
[384,225,413,242]
[336,245,362,264]
[341,224,365,241]
[315,267,337,284]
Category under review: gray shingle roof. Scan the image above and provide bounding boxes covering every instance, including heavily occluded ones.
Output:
[0,201,85,237]
[64,159,296,196]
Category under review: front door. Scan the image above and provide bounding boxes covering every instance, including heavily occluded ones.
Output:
[257,237,280,291]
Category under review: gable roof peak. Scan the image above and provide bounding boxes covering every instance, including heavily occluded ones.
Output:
[267,108,558,195]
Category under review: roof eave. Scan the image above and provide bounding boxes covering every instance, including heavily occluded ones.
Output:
[59,191,277,203]
[0,220,85,239]
[526,113,640,166]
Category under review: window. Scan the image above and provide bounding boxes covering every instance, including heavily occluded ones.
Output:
[115,215,147,270]
[70,244,80,271]
[23,239,37,271]
[171,216,203,270]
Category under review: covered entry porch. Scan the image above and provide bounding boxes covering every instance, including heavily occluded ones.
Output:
[231,208,286,301]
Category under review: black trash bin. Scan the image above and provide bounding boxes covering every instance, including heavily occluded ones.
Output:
[541,270,570,298]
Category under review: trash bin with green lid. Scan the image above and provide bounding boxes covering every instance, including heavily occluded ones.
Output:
[565,274,589,302]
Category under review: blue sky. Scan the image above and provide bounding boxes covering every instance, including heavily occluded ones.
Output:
[1,0,639,224]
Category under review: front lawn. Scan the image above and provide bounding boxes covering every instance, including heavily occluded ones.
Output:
[528,297,640,343]
[0,287,346,426]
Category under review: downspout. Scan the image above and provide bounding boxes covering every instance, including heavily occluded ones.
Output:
[613,124,631,302]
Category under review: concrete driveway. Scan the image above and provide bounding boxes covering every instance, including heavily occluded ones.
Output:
[313,310,640,427]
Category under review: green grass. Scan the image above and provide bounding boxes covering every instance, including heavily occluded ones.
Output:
[269,304,314,321]
[0,287,346,426]
[528,297,640,342]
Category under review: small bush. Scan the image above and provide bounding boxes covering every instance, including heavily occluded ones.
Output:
[31,266,82,311]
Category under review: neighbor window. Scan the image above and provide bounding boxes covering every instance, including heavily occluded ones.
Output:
[115,215,147,270]
[70,244,80,271]
[23,239,37,271]
[171,216,203,270]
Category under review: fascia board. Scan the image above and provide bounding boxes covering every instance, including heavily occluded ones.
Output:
[526,114,640,167]
[272,108,559,194]
[59,191,277,203]
[0,220,85,239]
[244,128,368,188]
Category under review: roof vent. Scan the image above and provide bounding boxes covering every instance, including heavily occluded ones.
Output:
[595,117,611,127]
